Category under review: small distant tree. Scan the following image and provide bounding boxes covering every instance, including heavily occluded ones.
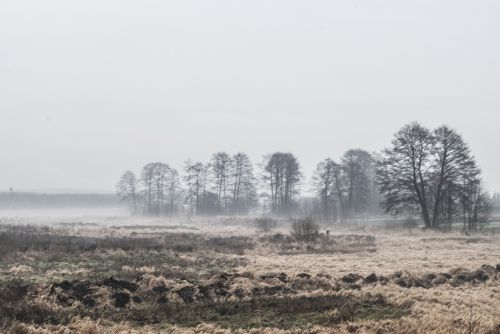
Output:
[311,158,339,222]
[141,162,178,216]
[459,178,491,232]
[342,149,375,220]
[312,152,377,224]
[116,170,138,214]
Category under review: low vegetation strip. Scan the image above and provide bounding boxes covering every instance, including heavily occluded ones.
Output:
[0,225,255,257]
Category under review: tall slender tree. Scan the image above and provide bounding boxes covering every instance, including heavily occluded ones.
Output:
[230,152,257,214]
[311,158,338,221]
[210,152,232,212]
[183,160,205,214]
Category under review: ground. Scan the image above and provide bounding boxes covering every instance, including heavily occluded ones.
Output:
[0,212,499,333]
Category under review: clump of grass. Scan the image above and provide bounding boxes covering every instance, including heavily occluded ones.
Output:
[255,217,277,233]
[291,217,320,242]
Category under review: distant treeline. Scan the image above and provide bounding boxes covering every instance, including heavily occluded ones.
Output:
[117,122,493,232]
[0,192,119,209]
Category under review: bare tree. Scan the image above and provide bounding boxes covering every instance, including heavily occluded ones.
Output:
[230,152,257,214]
[183,160,205,214]
[116,170,138,214]
[141,163,156,215]
[210,152,232,213]
[141,162,178,216]
[311,158,337,222]
[341,149,375,220]
[263,152,301,214]
[430,126,477,228]
[165,168,180,215]
[376,122,434,227]
[459,173,490,232]
[377,122,489,230]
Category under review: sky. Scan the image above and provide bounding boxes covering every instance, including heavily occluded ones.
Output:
[1,0,499,193]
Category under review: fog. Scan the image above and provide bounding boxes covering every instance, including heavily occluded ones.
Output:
[1,0,499,192]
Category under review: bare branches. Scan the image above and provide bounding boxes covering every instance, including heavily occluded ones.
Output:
[115,171,138,214]
[141,162,179,216]
[376,122,490,231]
[263,152,302,214]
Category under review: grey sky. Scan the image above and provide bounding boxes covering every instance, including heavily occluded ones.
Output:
[1,1,499,193]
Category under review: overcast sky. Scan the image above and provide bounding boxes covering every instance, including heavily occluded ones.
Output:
[1,0,499,193]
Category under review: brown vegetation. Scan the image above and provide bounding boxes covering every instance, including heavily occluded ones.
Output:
[1,218,499,333]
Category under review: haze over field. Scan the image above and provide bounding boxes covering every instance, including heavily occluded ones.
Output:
[1,0,500,192]
[2,3,500,333]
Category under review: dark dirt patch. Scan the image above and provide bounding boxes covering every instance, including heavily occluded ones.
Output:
[0,280,29,302]
[296,272,311,279]
[177,286,196,303]
[364,273,378,284]
[103,277,138,292]
[112,292,131,307]
[342,273,364,284]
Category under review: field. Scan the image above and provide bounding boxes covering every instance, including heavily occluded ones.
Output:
[0,212,499,334]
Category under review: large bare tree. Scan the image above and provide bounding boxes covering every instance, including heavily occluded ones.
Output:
[376,122,435,227]
[376,122,489,231]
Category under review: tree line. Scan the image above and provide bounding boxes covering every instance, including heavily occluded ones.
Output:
[116,152,259,217]
[311,149,379,223]
[116,122,492,231]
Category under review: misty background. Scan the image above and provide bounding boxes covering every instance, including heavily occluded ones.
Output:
[1,0,499,193]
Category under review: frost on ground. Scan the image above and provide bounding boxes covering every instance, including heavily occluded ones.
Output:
[0,214,499,334]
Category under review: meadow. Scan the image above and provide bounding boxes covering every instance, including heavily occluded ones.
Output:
[0,213,499,334]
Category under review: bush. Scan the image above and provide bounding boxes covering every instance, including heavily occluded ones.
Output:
[255,217,277,233]
[291,217,320,242]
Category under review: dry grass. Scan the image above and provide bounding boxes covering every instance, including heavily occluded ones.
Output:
[0,216,499,333]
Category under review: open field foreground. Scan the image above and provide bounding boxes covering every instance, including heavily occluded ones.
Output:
[0,215,499,334]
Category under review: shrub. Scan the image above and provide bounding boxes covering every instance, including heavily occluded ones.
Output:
[255,217,277,233]
[291,217,320,242]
